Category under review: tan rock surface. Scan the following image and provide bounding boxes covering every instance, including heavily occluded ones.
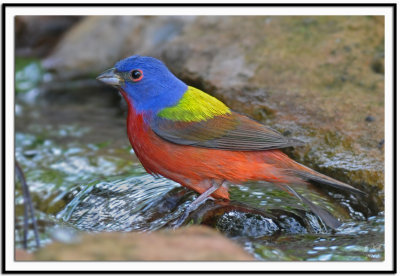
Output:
[29,226,254,261]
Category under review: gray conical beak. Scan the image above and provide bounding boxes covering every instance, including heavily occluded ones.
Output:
[96,68,122,87]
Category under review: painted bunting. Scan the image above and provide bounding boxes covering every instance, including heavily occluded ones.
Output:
[97,55,364,228]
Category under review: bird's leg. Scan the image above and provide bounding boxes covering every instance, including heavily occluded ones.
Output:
[173,180,223,228]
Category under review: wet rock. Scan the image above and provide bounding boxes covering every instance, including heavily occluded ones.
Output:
[30,226,254,261]
[41,16,384,209]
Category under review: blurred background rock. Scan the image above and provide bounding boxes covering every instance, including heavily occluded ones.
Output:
[15,16,83,57]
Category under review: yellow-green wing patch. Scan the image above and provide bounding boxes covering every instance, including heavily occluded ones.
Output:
[157,86,231,122]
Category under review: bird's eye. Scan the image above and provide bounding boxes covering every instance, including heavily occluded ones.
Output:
[129,69,143,82]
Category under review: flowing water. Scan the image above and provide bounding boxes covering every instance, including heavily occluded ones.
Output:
[14,60,384,261]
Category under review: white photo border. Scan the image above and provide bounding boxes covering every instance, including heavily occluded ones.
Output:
[2,3,396,273]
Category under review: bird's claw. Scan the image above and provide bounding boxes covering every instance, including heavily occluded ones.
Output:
[171,209,191,229]
[171,180,223,229]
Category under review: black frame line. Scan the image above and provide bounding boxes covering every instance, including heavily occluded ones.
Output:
[1,2,397,274]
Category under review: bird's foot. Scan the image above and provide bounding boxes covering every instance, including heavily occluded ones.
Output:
[171,209,191,229]
[171,180,223,229]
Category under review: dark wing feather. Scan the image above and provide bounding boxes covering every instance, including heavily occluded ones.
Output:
[150,112,303,151]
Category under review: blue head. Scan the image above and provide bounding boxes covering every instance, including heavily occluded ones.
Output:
[97,55,187,114]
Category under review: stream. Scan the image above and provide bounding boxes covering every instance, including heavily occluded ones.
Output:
[14,60,384,261]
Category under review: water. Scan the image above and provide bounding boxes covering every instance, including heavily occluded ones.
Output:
[14,60,384,260]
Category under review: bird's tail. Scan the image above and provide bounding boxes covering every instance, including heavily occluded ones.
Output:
[289,162,366,196]
[277,161,366,229]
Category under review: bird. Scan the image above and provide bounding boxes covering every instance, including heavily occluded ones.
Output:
[97,55,365,229]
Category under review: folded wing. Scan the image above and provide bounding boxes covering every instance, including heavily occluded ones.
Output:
[150,111,302,151]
